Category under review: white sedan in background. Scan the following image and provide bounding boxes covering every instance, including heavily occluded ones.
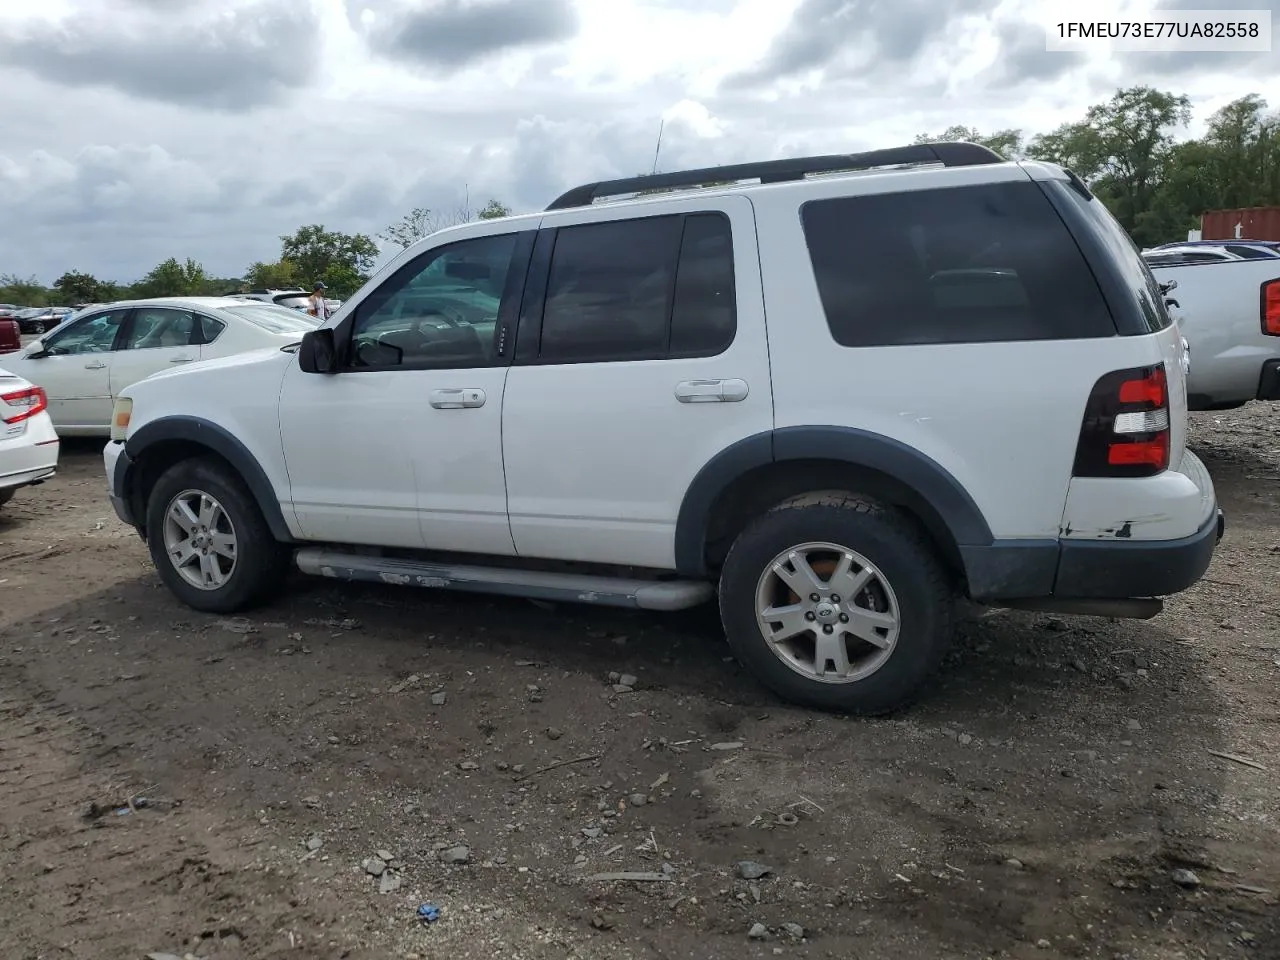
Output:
[0,366,59,510]
[1,297,321,436]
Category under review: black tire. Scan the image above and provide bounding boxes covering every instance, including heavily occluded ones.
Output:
[33,321,45,335]
[145,456,291,614]
[0,489,13,509]
[718,492,954,715]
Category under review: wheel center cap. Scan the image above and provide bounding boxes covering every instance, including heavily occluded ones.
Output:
[814,602,838,621]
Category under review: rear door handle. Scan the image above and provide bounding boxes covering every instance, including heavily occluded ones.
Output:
[430,388,486,409]
[675,379,749,403]
[84,360,106,370]
[170,356,194,363]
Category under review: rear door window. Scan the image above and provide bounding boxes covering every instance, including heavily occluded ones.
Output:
[532,212,737,363]
[800,181,1116,347]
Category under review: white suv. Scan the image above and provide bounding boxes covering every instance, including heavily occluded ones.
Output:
[103,142,1223,714]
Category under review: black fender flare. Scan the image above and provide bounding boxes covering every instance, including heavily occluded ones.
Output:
[124,416,295,543]
[673,426,995,576]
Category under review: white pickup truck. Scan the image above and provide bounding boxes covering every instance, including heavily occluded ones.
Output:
[1145,257,1280,410]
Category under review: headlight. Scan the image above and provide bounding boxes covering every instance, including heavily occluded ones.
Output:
[110,397,133,441]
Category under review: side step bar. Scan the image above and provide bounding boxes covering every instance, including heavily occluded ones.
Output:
[996,597,1164,620]
[294,548,715,612]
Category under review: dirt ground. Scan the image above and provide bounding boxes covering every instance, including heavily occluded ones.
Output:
[1,408,1277,960]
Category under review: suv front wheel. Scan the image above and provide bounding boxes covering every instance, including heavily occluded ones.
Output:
[718,492,954,715]
[145,457,290,614]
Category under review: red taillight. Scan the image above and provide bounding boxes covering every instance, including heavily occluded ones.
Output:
[1107,430,1169,468]
[1263,279,1280,337]
[1117,365,1166,406]
[1073,365,1171,478]
[1,386,48,424]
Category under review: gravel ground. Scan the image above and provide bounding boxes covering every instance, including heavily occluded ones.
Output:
[0,407,1277,960]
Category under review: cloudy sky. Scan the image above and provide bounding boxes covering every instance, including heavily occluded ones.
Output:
[0,0,1276,285]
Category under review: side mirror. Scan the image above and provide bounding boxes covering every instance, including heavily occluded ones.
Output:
[298,328,338,374]
[27,348,50,360]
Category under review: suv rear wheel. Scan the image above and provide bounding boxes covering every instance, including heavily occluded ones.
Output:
[145,457,290,614]
[718,492,954,715]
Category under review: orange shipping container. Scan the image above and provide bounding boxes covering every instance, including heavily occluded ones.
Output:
[1200,206,1280,242]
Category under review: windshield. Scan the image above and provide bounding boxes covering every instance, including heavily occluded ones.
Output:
[221,304,323,334]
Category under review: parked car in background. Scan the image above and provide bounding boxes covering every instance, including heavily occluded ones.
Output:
[0,304,21,319]
[1151,239,1280,260]
[2,297,320,435]
[12,307,65,335]
[270,291,343,314]
[238,288,303,303]
[1147,257,1280,410]
[0,365,58,511]
[236,289,343,314]
[0,317,20,355]
[1142,245,1246,266]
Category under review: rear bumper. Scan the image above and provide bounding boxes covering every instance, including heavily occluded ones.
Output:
[1054,507,1223,598]
[1,420,60,492]
[0,461,58,491]
[963,508,1224,602]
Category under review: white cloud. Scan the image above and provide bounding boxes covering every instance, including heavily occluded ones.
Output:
[0,0,1274,283]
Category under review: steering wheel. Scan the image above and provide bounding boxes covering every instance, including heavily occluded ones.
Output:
[412,306,466,330]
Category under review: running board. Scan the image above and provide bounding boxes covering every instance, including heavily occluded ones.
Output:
[996,597,1164,620]
[294,548,715,612]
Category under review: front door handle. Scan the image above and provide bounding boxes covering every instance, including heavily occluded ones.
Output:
[84,360,106,370]
[675,379,749,403]
[170,356,195,363]
[430,388,486,409]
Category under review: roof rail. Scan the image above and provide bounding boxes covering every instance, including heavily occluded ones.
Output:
[545,141,1006,211]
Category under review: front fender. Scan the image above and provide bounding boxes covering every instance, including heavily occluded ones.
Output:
[124,416,296,543]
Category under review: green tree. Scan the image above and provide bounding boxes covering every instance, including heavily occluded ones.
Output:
[134,257,209,298]
[320,263,365,299]
[245,259,301,290]
[380,198,514,250]
[52,270,105,304]
[913,125,1026,159]
[1200,94,1280,209]
[1027,86,1191,245]
[476,199,512,220]
[281,224,379,286]
[0,274,51,306]
[379,208,436,250]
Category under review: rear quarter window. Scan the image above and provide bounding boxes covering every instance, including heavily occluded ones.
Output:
[800,181,1117,347]
[1043,180,1171,334]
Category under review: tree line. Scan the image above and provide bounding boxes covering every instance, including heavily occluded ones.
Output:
[0,198,512,308]
[7,84,1279,309]
[915,86,1280,248]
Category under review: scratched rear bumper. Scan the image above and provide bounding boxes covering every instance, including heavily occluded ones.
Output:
[962,506,1223,603]
[962,448,1221,602]
[1053,506,1222,599]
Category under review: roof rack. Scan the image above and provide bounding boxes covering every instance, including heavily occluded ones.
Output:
[545,141,1006,211]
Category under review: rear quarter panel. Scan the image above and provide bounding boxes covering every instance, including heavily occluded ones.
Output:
[754,165,1180,541]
